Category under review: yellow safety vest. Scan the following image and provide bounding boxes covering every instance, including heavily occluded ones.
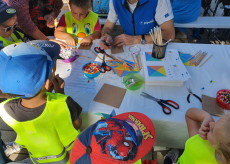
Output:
[65,11,98,42]
[0,92,80,164]
[0,30,24,48]
[177,134,218,164]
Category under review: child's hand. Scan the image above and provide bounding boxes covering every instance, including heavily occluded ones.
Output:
[80,36,92,46]
[51,74,65,94]
[65,35,76,47]
[44,14,55,28]
[198,115,214,140]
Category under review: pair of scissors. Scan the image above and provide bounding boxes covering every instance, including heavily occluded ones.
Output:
[94,47,111,73]
[140,92,179,115]
[94,47,117,60]
[186,87,202,103]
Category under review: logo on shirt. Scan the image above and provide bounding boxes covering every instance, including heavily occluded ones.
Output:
[143,19,154,25]
[6,8,16,14]
[164,13,169,18]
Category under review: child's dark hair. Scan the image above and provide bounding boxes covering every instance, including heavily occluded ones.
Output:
[69,0,91,9]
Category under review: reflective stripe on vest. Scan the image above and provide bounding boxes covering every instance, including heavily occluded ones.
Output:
[0,93,79,164]
[177,134,218,164]
[31,148,69,164]
[65,11,98,42]
[0,30,24,48]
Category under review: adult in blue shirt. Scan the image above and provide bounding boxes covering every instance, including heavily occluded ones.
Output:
[171,0,201,38]
[100,0,175,49]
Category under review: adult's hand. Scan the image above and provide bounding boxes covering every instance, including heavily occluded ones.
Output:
[63,35,76,47]
[113,34,140,46]
[49,39,68,49]
[100,35,113,50]
[44,14,55,28]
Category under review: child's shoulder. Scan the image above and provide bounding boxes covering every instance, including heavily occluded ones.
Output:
[46,92,69,102]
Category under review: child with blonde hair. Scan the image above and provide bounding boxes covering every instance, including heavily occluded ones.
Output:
[54,0,101,47]
[174,108,230,164]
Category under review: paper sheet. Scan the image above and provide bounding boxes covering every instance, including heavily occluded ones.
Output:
[142,49,191,86]
[202,95,224,116]
[94,84,126,108]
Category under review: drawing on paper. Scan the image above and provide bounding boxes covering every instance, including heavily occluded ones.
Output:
[108,60,139,77]
[147,66,166,77]
[145,52,162,61]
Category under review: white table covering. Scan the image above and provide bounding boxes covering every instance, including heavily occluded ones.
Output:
[56,40,230,148]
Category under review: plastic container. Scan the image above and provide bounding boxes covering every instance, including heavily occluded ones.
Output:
[59,48,77,63]
[82,62,101,78]
[123,73,144,91]
[216,89,230,110]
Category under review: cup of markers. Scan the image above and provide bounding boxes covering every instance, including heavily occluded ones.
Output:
[83,62,101,78]
[216,89,230,110]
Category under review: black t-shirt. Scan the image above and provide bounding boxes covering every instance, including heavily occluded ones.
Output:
[1,96,82,127]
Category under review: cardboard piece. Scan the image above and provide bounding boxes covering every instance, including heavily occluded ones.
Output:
[202,95,224,116]
[111,46,124,54]
[78,43,93,50]
[94,83,126,108]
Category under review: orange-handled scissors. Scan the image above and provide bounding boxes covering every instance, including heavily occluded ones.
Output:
[140,92,179,115]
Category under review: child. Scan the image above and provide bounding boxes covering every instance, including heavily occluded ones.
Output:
[169,108,230,164]
[70,112,156,164]
[54,0,101,47]
[0,41,82,164]
[0,1,24,50]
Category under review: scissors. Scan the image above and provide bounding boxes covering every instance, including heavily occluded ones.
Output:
[94,47,111,73]
[140,92,179,115]
[186,87,202,103]
[94,47,117,60]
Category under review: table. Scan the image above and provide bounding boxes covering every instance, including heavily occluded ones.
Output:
[56,40,230,149]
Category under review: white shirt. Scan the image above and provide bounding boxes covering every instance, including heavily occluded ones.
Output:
[107,0,174,25]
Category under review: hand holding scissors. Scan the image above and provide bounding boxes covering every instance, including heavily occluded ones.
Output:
[140,92,179,115]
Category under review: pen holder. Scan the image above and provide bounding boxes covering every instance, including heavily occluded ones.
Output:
[152,42,168,59]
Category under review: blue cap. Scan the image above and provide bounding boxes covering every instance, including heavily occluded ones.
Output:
[0,0,17,24]
[0,41,60,98]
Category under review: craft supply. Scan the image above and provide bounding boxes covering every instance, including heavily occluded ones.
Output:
[142,49,191,86]
[131,53,138,70]
[94,47,118,61]
[136,54,142,70]
[186,87,202,103]
[140,92,179,115]
[94,83,127,108]
[216,89,230,110]
[100,54,111,73]
[189,51,207,66]
[82,62,101,78]
[123,73,144,91]
[202,95,224,116]
[149,26,171,59]
[107,59,139,77]
[199,55,213,67]
[59,48,77,63]
[90,49,102,60]
[111,46,124,54]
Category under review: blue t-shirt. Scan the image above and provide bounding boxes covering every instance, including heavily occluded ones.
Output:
[171,0,201,23]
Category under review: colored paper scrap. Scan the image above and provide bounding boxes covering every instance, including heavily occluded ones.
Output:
[145,52,162,61]
[147,66,167,77]
[178,51,195,66]
[108,60,139,77]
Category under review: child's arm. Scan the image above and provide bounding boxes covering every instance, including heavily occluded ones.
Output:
[185,108,214,139]
[80,30,101,46]
[54,26,76,47]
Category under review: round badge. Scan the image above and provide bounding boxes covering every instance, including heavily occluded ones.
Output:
[6,8,16,14]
